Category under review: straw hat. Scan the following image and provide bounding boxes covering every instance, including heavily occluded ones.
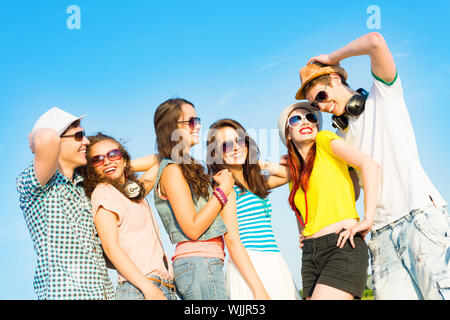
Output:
[295,61,348,100]
[278,101,323,146]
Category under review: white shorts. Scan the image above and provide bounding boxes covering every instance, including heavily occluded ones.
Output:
[226,249,300,300]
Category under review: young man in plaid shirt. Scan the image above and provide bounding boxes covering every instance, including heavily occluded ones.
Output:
[17,107,114,299]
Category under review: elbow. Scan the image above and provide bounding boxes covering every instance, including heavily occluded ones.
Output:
[34,128,60,150]
[367,32,386,50]
[184,229,201,241]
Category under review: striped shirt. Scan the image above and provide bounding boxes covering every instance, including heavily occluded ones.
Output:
[234,186,279,252]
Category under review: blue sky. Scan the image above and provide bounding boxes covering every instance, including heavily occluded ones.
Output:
[1,1,449,299]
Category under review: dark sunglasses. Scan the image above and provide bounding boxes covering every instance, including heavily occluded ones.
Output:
[314,90,328,103]
[90,149,123,167]
[60,130,85,141]
[222,136,246,154]
[311,82,329,109]
[177,117,201,130]
[310,91,328,110]
[288,113,318,127]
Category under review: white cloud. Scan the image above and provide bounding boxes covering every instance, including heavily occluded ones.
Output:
[394,52,412,59]
[255,56,291,72]
[217,88,244,109]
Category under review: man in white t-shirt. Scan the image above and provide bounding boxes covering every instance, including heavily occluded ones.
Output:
[294,32,449,300]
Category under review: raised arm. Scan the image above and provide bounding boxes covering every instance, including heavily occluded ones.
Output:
[30,128,61,186]
[308,32,397,84]
[130,154,161,172]
[131,154,161,196]
[220,189,270,300]
[160,164,234,240]
[329,138,380,247]
[138,165,159,197]
[258,160,290,189]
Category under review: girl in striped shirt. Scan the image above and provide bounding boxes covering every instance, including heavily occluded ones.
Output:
[207,119,300,300]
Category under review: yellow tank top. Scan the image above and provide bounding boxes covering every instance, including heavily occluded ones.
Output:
[289,130,359,236]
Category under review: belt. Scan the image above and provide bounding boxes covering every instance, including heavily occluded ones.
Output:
[147,276,176,290]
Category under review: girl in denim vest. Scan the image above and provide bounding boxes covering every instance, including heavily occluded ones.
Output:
[153,98,269,300]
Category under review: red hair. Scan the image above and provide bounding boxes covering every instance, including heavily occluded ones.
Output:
[286,137,316,227]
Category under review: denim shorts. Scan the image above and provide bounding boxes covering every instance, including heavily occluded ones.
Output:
[173,256,229,300]
[301,232,369,299]
[115,275,179,300]
[368,205,450,300]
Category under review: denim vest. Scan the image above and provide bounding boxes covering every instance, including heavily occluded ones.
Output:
[153,158,227,244]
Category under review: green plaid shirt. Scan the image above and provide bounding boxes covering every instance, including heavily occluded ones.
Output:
[17,163,115,300]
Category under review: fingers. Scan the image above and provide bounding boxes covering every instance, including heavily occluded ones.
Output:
[307,57,316,65]
[307,55,324,65]
[299,234,305,249]
[336,229,356,249]
[336,230,348,248]
[213,169,230,179]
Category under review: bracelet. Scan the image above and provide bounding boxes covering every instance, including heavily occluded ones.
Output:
[212,190,225,208]
[213,187,228,208]
[214,187,228,206]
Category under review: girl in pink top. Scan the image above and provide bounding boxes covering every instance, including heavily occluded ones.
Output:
[81,132,177,300]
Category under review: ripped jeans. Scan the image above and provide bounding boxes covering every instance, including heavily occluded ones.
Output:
[368,205,450,300]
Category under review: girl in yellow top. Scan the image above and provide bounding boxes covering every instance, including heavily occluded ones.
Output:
[278,102,380,300]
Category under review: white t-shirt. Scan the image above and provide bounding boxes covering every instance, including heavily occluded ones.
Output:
[338,73,447,231]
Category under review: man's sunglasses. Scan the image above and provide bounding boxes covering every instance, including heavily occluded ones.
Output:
[288,113,318,127]
[90,149,123,167]
[310,82,329,109]
[177,117,201,130]
[222,136,246,154]
[61,130,85,141]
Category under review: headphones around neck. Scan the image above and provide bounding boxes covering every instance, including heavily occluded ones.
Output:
[123,180,141,198]
[331,88,368,131]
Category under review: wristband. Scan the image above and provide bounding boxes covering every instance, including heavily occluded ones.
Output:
[213,187,228,208]
[212,190,225,208]
[214,187,228,206]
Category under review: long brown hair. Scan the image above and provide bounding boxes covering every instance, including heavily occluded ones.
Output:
[285,114,317,226]
[78,132,145,201]
[153,98,211,199]
[206,118,270,199]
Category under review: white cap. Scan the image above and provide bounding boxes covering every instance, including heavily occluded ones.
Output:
[277,101,323,146]
[32,107,86,135]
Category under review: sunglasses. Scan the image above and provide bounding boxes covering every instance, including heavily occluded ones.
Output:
[177,117,201,130]
[222,136,246,154]
[288,113,318,127]
[90,148,123,167]
[61,130,85,141]
[311,82,329,109]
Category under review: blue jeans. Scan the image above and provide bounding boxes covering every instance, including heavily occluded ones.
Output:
[368,205,450,300]
[115,275,179,300]
[173,256,229,300]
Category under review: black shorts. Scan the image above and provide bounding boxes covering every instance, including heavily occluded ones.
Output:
[301,232,369,299]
